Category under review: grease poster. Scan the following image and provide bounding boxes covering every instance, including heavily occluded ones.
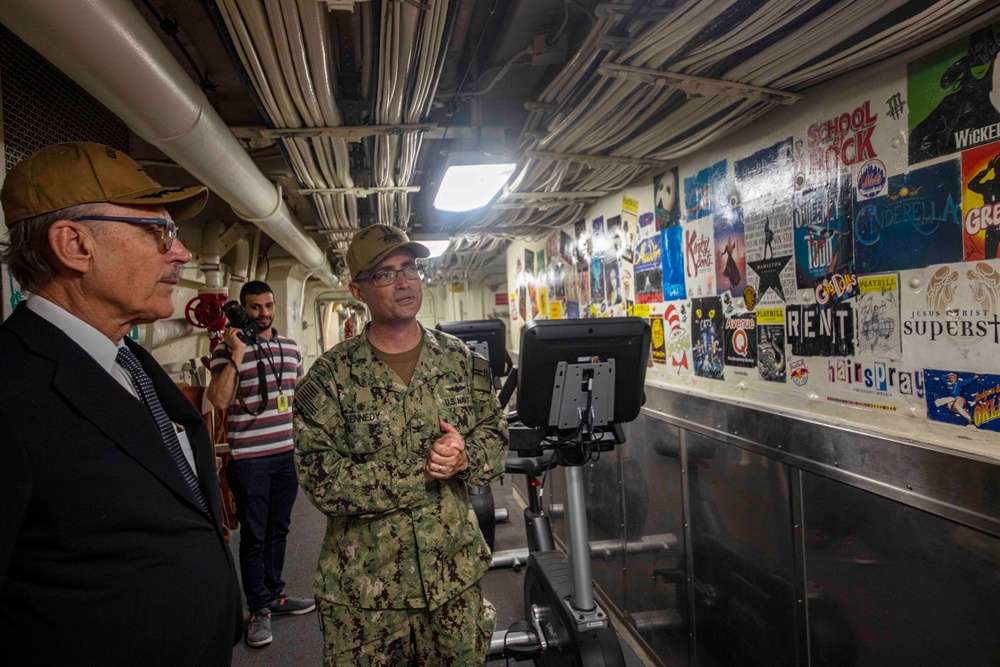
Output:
[961,139,1000,261]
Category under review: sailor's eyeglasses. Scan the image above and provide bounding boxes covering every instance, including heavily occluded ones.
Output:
[73,215,177,253]
[358,264,422,287]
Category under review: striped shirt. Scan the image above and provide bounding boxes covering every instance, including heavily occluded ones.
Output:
[211,331,303,459]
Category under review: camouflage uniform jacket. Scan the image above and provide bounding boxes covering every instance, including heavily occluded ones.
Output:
[293,327,508,612]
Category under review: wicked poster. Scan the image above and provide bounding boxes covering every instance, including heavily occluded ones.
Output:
[684,159,727,220]
[793,171,854,289]
[961,139,1000,261]
[692,296,725,380]
[854,160,963,273]
[786,302,856,357]
[908,23,1000,165]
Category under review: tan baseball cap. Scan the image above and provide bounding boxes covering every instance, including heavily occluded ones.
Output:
[346,224,430,281]
[1,141,208,225]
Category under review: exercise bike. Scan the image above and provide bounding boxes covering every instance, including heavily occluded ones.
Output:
[487,317,651,665]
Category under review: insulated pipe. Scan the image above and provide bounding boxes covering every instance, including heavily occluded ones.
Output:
[229,238,251,301]
[140,318,197,350]
[0,0,337,287]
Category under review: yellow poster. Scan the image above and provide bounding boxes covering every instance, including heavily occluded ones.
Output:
[549,300,564,320]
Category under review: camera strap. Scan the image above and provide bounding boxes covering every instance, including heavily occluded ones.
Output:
[237,337,283,416]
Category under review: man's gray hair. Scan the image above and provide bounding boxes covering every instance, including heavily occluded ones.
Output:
[0,202,104,293]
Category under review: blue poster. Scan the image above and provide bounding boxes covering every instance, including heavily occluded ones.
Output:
[661,226,687,301]
[924,369,1000,432]
[692,296,725,380]
[684,159,727,220]
[793,172,854,289]
[853,160,963,273]
[734,137,794,203]
[635,235,663,304]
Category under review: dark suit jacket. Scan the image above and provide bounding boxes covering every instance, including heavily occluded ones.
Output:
[0,304,243,666]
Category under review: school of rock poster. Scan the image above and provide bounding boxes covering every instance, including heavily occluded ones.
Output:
[793,172,854,289]
[692,296,724,380]
[635,235,664,304]
[655,167,681,229]
[855,273,902,359]
[684,159,727,220]
[661,225,686,301]
[854,160,963,273]
[908,23,1000,165]
[756,307,786,382]
[714,206,747,296]
[961,139,1000,261]
[684,217,716,297]
[924,369,1000,432]
[744,198,794,307]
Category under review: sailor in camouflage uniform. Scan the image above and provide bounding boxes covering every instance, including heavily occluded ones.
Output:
[293,225,508,666]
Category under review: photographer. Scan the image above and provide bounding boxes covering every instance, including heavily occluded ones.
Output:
[207,281,314,648]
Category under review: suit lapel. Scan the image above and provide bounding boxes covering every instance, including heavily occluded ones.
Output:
[7,307,210,517]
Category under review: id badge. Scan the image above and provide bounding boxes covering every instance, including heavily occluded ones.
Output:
[276,393,290,413]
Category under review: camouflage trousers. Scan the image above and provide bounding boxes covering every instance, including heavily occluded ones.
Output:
[318,581,496,666]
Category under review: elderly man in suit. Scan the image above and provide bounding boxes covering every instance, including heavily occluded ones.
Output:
[0,142,242,665]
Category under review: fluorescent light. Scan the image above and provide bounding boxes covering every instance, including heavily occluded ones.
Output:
[433,162,516,212]
[419,239,451,258]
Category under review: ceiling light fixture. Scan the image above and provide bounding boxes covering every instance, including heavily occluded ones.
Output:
[412,233,451,259]
[432,152,516,213]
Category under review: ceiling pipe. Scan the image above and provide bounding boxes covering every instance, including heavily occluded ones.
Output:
[0,0,338,287]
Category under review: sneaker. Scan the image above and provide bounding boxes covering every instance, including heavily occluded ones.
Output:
[269,593,316,616]
[246,607,272,648]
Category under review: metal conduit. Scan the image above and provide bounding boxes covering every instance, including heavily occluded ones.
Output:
[0,0,337,287]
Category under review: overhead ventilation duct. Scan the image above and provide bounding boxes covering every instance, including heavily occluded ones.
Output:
[0,0,338,287]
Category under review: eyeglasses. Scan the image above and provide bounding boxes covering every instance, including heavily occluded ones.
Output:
[358,264,422,287]
[73,215,177,253]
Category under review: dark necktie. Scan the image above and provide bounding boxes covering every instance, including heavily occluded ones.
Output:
[115,346,209,513]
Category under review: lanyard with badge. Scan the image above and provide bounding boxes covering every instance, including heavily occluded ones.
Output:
[236,336,288,415]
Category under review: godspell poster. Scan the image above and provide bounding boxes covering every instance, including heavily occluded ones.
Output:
[684,217,715,297]
[756,307,786,382]
[663,299,692,376]
[661,225,686,301]
[692,296,724,380]
[908,23,1000,165]
[900,259,1000,373]
[635,235,663,304]
[961,139,1000,261]
[655,167,681,229]
[854,160,963,273]
[793,172,854,289]
[744,198,794,307]
[684,159,727,220]
[714,206,747,296]
[855,273,902,359]
[924,369,1000,432]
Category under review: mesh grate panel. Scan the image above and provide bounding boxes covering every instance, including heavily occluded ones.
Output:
[0,24,129,172]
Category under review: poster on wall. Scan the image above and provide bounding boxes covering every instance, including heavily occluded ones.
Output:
[854,160,963,273]
[793,172,854,289]
[605,258,623,307]
[661,226,686,301]
[734,137,794,203]
[855,273,902,359]
[684,217,716,297]
[576,263,591,313]
[805,100,880,180]
[786,302,856,357]
[536,249,546,274]
[621,200,639,263]
[724,312,757,370]
[546,233,560,268]
[684,159,727,220]
[714,206,747,296]
[745,198,795,307]
[650,316,666,364]
[692,296,725,380]
[635,235,663,303]
[560,230,576,265]
[519,285,527,321]
[908,23,1000,165]
[961,139,1000,261]
[574,219,589,263]
[827,358,925,414]
[590,256,606,307]
[620,261,635,305]
[924,369,1000,432]
[663,299,692,376]
[900,258,1000,372]
[524,248,535,277]
[655,167,681,229]
[756,307,786,382]
[638,212,656,238]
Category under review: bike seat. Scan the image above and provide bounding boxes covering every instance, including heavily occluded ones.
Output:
[505,450,556,477]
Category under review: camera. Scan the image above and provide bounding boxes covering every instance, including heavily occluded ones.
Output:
[222,300,260,343]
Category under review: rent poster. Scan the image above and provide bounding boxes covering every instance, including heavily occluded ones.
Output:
[793,172,854,289]
[756,307,786,383]
[744,197,795,307]
[961,139,1000,261]
[855,273,902,359]
[684,217,715,297]
[663,299,692,376]
[786,302,856,357]
[924,369,1000,432]
[635,235,663,304]
[734,137,794,204]
[714,206,747,296]
[908,23,1000,165]
[684,159,727,220]
[655,167,681,229]
[692,296,724,380]
[854,160,963,273]
[900,258,1000,373]
[661,225,686,301]
[724,312,757,370]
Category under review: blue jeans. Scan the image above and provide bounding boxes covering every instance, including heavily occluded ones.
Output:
[226,450,299,612]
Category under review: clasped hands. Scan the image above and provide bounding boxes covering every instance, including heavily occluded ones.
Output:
[424,420,470,482]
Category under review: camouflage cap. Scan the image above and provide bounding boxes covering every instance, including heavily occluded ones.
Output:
[1,141,208,225]
[346,224,430,281]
